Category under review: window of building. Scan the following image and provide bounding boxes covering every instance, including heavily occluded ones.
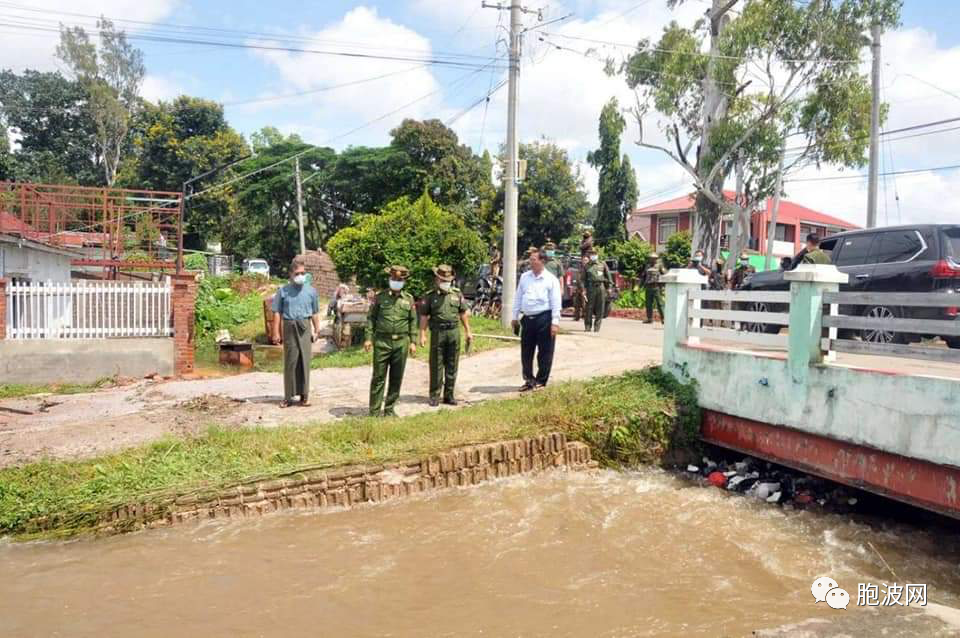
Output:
[658,216,678,242]
[774,223,795,242]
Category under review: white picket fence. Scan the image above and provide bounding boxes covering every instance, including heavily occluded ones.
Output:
[5,279,172,340]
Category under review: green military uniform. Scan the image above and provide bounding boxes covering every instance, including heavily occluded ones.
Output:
[518,246,537,274]
[644,255,666,324]
[367,266,418,417]
[542,241,563,280]
[583,252,614,332]
[802,248,831,265]
[420,265,468,404]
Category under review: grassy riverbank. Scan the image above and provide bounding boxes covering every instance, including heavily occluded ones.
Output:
[0,377,116,401]
[0,368,697,539]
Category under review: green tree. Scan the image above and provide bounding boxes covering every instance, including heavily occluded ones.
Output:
[499,140,590,252]
[662,230,692,269]
[250,126,303,152]
[620,0,901,263]
[122,96,248,248]
[608,237,653,282]
[0,70,100,184]
[0,124,14,181]
[327,193,486,299]
[587,98,637,245]
[57,17,145,186]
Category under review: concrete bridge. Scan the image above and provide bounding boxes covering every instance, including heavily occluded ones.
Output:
[661,266,960,518]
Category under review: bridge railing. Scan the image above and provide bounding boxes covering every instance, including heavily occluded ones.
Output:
[686,289,790,349]
[821,291,960,364]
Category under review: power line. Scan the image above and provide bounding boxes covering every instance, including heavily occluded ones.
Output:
[0,19,508,71]
[786,163,960,183]
[445,78,508,127]
[782,117,960,156]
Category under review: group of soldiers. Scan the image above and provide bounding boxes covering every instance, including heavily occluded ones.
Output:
[364,264,473,417]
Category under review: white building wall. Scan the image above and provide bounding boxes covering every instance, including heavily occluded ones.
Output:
[0,243,72,281]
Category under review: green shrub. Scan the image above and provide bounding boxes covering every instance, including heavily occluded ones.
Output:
[327,193,486,298]
[184,252,209,273]
[608,237,653,282]
[194,275,263,338]
[662,230,692,269]
[614,286,646,308]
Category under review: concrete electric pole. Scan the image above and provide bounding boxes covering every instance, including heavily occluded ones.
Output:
[483,1,537,328]
[294,157,307,256]
[866,22,882,229]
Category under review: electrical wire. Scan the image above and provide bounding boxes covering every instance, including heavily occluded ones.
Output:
[785,163,960,183]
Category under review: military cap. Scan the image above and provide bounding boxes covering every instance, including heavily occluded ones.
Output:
[583,230,592,237]
[432,264,455,281]
[384,265,410,279]
[543,241,557,250]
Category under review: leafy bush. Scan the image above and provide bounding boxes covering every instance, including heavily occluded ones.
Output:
[614,286,646,308]
[662,230,692,269]
[607,237,653,282]
[194,275,264,338]
[327,193,486,298]
[184,252,209,273]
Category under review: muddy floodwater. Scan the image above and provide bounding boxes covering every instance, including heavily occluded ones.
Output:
[3,470,960,637]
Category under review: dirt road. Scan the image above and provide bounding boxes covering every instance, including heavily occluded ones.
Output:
[0,321,663,467]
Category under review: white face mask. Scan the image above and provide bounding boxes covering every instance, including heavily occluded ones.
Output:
[590,255,599,262]
[438,281,452,292]
[389,279,405,291]
[293,274,306,285]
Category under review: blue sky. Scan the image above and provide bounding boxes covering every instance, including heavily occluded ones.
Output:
[3,1,960,226]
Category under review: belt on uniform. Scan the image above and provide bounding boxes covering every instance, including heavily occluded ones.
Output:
[430,321,457,330]
[376,332,409,341]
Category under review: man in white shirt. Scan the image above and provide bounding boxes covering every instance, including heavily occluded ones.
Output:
[511,248,562,391]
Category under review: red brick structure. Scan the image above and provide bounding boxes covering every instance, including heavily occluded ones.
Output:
[300,250,341,297]
[0,278,6,340]
[170,273,197,376]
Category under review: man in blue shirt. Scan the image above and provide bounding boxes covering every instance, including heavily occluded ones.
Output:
[512,248,562,392]
[271,256,320,407]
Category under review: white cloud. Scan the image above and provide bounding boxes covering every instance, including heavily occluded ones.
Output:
[140,74,185,102]
[251,6,442,147]
[0,0,179,73]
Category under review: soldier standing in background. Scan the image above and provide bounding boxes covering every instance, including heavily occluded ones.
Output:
[730,253,754,289]
[419,265,473,407]
[519,245,537,274]
[543,241,563,279]
[580,230,594,255]
[365,266,418,417]
[643,253,666,324]
[489,246,502,278]
[583,247,613,333]
[572,254,589,322]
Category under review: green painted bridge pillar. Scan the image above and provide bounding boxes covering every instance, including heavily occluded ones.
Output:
[661,269,709,367]
[784,265,848,385]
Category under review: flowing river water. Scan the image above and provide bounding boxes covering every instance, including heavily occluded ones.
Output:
[3,469,960,637]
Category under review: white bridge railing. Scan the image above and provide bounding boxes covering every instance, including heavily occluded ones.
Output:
[822,291,960,364]
[687,289,791,349]
[5,279,172,340]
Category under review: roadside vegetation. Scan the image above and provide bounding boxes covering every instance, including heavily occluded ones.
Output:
[0,368,698,539]
[0,378,116,401]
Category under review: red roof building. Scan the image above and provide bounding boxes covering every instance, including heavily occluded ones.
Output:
[626,190,859,258]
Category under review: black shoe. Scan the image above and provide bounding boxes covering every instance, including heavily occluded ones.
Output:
[383,410,397,418]
[643,319,653,324]
[532,383,546,392]
[519,383,535,392]
[429,397,440,407]
[443,398,458,406]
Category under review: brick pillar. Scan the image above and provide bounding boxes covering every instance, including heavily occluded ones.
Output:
[0,278,6,340]
[170,273,197,376]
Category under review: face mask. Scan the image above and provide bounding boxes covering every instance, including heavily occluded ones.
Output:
[293,274,306,285]
[389,279,405,291]
[693,256,702,263]
[438,281,452,292]
[590,255,598,262]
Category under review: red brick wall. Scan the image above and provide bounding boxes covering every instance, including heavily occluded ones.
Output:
[170,274,196,376]
[301,250,341,298]
[0,278,6,340]
[679,212,691,232]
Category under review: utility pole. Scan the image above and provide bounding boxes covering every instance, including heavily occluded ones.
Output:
[483,1,538,329]
[765,145,786,271]
[866,21,882,229]
[294,157,306,256]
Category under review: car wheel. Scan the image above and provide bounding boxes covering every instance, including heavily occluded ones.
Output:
[861,305,903,344]
[944,336,960,349]
[743,301,780,334]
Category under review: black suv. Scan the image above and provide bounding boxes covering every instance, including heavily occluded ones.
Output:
[738,224,960,346]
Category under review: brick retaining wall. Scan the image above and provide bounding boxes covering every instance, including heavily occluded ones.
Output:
[101,433,594,533]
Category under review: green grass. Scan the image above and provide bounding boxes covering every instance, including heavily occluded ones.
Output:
[0,368,698,539]
[0,378,116,400]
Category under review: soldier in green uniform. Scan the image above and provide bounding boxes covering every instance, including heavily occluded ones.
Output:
[643,253,666,324]
[365,265,418,417]
[419,265,474,407]
[542,241,563,279]
[519,245,538,274]
[583,247,614,333]
[800,233,831,265]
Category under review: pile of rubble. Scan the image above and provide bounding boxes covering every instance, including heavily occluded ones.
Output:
[685,455,861,514]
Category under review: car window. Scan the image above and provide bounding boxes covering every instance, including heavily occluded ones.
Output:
[834,234,877,267]
[873,230,924,264]
[819,237,838,260]
[942,227,960,259]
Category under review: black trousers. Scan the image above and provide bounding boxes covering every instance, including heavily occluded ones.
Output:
[520,310,555,386]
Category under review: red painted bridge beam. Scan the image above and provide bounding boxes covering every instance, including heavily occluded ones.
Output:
[702,410,960,519]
